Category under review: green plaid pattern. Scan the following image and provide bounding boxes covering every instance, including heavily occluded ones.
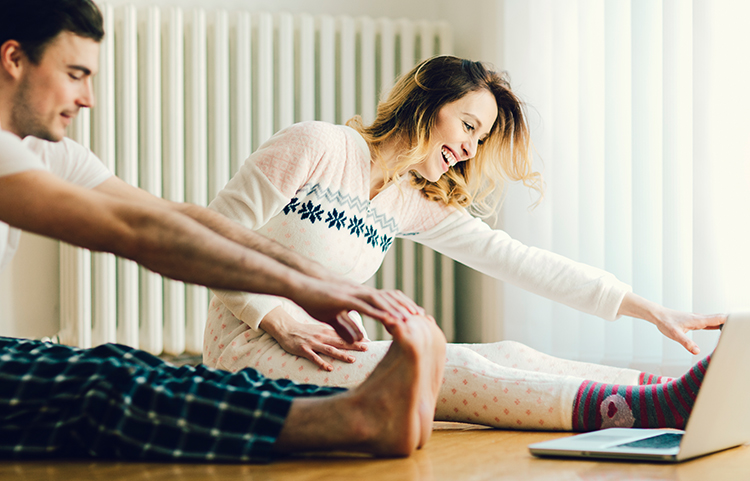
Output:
[0,337,344,461]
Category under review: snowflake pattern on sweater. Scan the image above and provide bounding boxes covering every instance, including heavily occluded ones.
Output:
[282,189,393,253]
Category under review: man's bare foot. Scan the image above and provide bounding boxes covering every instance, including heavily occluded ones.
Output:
[273,315,446,456]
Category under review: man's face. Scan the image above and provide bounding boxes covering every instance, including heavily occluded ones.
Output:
[10,31,99,141]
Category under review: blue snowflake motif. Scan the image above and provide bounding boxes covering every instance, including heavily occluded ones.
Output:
[299,201,324,224]
[325,209,347,230]
[348,216,365,237]
[380,235,393,252]
[364,225,379,247]
[283,197,300,215]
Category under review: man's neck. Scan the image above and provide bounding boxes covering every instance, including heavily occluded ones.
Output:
[0,100,18,137]
[0,84,11,134]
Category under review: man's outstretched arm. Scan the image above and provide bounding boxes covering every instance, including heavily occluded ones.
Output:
[94,176,422,320]
[0,170,405,341]
[95,176,334,280]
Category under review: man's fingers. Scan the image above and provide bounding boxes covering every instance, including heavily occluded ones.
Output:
[389,290,425,315]
[381,293,414,319]
[353,302,399,327]
[351,288,410,321]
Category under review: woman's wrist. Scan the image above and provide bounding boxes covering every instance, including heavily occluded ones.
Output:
[617,291,664,325]
[258,307,289,335]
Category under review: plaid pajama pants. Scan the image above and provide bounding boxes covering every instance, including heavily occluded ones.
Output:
[0,337,344,462]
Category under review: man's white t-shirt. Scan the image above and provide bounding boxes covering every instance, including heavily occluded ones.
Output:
[0,130,112,271]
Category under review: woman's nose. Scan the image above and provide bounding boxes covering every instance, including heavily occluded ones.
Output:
[462,138,478,160]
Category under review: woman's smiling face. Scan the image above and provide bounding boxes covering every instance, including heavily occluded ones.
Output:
[412,88,498,182]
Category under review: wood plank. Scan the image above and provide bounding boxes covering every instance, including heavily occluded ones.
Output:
[3,423,750,481]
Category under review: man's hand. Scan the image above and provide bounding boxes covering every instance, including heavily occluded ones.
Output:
[290,278,425,343]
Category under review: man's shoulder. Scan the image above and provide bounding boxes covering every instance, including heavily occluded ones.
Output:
[21,136,84,159]
[19,136,111,187]
[0,130,46,176]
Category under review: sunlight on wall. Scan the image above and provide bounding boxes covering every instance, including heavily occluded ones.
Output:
[499,0,750,375]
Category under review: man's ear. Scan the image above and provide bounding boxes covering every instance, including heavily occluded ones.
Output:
[0,40,27,80]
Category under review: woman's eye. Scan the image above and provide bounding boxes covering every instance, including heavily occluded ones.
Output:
[463,121,474,131]
[69,74,81,81]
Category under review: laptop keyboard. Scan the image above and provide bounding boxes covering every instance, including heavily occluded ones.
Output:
[617,432,683,449]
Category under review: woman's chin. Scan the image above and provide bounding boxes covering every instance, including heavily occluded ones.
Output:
[413,166,444,183]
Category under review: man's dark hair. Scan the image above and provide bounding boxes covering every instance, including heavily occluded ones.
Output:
[0,0,104,63]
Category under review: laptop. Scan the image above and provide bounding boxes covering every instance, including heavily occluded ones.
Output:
[529,312,750,462]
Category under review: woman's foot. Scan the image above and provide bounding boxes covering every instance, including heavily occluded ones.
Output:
[573,356,710,431]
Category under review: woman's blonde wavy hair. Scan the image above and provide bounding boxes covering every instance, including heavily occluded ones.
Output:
[347,55,543,216]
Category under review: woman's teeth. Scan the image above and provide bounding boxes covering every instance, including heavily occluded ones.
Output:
[441,147,457,167]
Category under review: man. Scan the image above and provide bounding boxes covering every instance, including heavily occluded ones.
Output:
[0,0,446,461]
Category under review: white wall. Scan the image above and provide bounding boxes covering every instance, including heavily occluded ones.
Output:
[0,233,60,338]
[103,0,437,20]
[0,0,498,340]
[96,0,500,61]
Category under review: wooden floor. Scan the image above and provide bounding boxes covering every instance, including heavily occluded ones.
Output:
[3,423,750,481]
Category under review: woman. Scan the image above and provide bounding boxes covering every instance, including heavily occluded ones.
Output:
[203,56,724,432]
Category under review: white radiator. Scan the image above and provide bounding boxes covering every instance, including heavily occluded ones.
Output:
[62,4,455,355]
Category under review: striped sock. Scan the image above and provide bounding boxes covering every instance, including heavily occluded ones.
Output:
[572,356,710,432]
[638,372,674,385]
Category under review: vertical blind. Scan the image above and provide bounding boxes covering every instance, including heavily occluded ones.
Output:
[496,0,750,376]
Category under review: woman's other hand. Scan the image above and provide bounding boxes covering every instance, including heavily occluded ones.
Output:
[259,307,368,371]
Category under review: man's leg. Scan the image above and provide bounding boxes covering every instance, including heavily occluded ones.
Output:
[0,314,444,460]
[0,337,328,461]
[274,314,446,456]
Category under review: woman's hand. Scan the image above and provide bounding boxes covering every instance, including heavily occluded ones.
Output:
[259,307,369,371]
[617,292,727,355]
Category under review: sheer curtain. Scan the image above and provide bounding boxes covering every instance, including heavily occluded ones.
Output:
[494,0,750,375]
